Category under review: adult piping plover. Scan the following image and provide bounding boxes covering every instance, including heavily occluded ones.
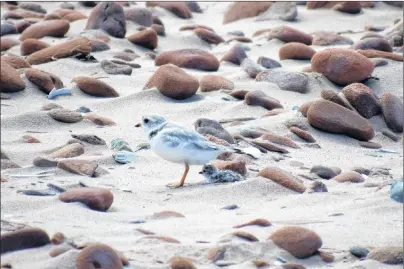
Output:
[135,115,259,188]
[199,164,245,184]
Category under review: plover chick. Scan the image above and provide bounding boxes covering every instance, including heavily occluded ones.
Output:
[135,115,260,188]
[199,164,245,184]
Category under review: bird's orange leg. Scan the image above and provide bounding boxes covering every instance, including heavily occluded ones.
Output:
[167,163,190,189]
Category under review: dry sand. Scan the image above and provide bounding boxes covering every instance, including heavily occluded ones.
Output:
[1,2,403,269]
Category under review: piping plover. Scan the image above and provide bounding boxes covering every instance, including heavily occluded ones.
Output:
[199,164,245,184]
[135,115,259,188]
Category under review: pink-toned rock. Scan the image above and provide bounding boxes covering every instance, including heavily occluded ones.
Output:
[169,256,196,269]
[1,228,50,254]
[50,232,66,245]
[267,26,312,45]
[83,113,116,126]
[307,100,375,141]
[311,31,353,46]
[311,48,374,85]
[72,76,119,97]
[146,2,192,19]
[199,74,234,92]
[221,44,247,65]
[223,2,271,24]
[0,61,25,93]
[127,28,158,50]
[290,127,316,143]
[155,49,219,71]
[298,100,316,117]
[211,160,247,175]
[233,218,272,228]
[20,38,50,56]
[59,187,113,211]
[333,171,364,183]
[0,37,20,51]
[381,93,403,133]
[1,55,31,69]
[356,49,404,61]
[279,42,316,60]
[352,37,393,52]
[24,68,54,94]
[144,64,199,100]
[85,2,126,38]
[268,226,322,258]
[244,90,283,110]
[57,159,98,177]
[76,244,123,269]
[259,167,306,193]
[20,20,70,41]
[194,28,224,44]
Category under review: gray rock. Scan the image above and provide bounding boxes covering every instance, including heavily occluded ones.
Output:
[89,39,110,52]
[310,165,339,179]
[367,247,404,264]
[57,159,98,177]
[382,128,400,142]
[186,1,202,13]
[390,180,403,203]
[71,134,106,145]
[256,2,297,22]
[1,23,18,36]
[85,2,126,38]
[241,58,265,79]
[309,180,328,193]
[49,109,83,123]
[256,70,309,93]
[101,60,132,75]
[228,30,244,36]
[194,118,235,144]
[19,2,47,14]
[312,31,354,46]
[111,59,141,68]
[124,7,153,26]
[350,247,370,258]
[244,90,283,110]
[257,56,282,69]
[60,2,75,10]
[33,156,58,167]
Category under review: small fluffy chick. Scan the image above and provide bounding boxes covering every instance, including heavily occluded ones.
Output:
[199,164,245,184]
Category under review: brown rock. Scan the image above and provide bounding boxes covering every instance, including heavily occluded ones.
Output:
[229,90,249,100]
[353,37,393,52]
[307,100,375,141]
[311,48,374,86]
[152,211,185,219]
[3,9,45,20]
[298,100,316,117]
[1,55,31,69]
[24,68,54,94]
[359,141,382,149]
[381,93,403,133]
[223,2,271,24]
[333,171,364,183]
[146,2,192,19]
[253,28,272,37]
[199,74,234,92]
[85,2,126,38]
[311,31,353,46]
[48,143,84,159]
[308,181,328,193]
[241,58,265,78]
[211,160,247,175]
[72,76,119,97]
[302,66,313,72]
[151,24,165,36]
[15,20,34,33]
[259,167,306,193]
[253,260,270,268]
[27,37,92,65]
[261,133,299,148]
[208,247,225,262]
[142,235,180,244]
[226,36,252,43]
[221,44,247,65]
[307,1,361,14]
[59,188,113,211]
[356,49,404,61]
[290,126,316,143]
[21,135,40,143]
[155,49,219,71]
[232,231,259,242]
[49,109,83,123]
[252,140,289,153]
[282,263,306,269]
[62,11,87,22]
[233,218,271,228]
[279,42,316,60]
[20,38,50,56]
[144,64,199,100]
[50,232,65,245]
[267,26,312,45]
[83,113,116,126]
[341,83,381,119]
[20,20,70,41]
[127,28,158,50]
[269,226,322,258]
[0,37,20,51]
[168,256,196,269]
[321,89,352,109]
[57,159,98,177]
[179,24,214,32]
[194,28,224,44]
[205,135,232,147]
[44,13,62,20]
[0,61,25,93]
[318,250,335,263]
[76,244,123,269]
[244,90,283,110]
[367,247,403,264]
[1,228,50,254]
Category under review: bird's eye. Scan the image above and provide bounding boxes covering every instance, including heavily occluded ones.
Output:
[144,118,149,124]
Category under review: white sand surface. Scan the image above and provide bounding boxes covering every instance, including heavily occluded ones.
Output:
[1,2,403,269]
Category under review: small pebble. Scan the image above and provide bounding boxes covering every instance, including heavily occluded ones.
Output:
[350,247,371,258]
[222,204,238,210]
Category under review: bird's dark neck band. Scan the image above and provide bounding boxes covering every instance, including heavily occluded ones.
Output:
[148,123,166,140]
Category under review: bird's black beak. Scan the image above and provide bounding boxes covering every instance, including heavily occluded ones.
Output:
[199,171,203,174]
[135,123,142,127]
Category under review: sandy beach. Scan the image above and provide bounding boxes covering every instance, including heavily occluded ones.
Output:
[1,1,403,269]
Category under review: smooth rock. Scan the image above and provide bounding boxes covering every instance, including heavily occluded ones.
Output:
[308,181,328,193]
[169,256,196,269]
[307,100,375,141]
[71,134,106,145]
[20,38,50,55]
[350,247,371,258]
[223,2,271,24]
[279,42,316,60]
[33,156,58,167]
[24,68,54,94]
[312,31,353,46]
[256,70,309,93]
[85,2,126,38]
[146,2,192,19]
[194,28,224,45]
[49,109,83,123]
[57,159,98,177]
[390,180,403,203]
[267,26,312,45]
[333,171,364,183]
[268,226,322,258]
[127,28,158,50]
[48,143,84,159]
[359,141,382,149]
[352,37,393,52]
[381,93,403,133]
[290,126,316,142]
[76,244,123,269]
[124,7,153,26]
[59,187,112,211]
[257,56,282,69]
[155,49,219,71]
[0,61,25,93]
[73,76,119,97]
[241,58,265,78]
[194,118,234,144]
[259,167,306,193]
[1,55,31,69]
[144,64,199,100]
[341,83,380,119]
[321,89,351,109]
[1,37,20,51]
[199,74,233,92]
[101,60,132,75]
[244,90,283,110]
[221,44,247,65]
[1,23,18,36]
[1,228,50,254]
[20,20,70,41]
[310,165,338,179]
[256,2,297,21]
[311,48,375,86]
[83,113,116,126]
[89,39,109,52]
[367,247,403,264]
[356,49,403,61]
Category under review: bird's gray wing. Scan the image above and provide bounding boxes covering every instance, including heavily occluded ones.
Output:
[160,125,227,152]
